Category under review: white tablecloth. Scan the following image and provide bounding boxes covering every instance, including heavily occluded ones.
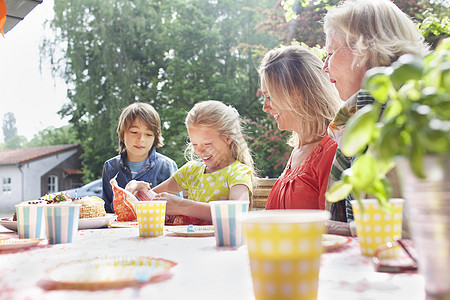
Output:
[0,225,425,300]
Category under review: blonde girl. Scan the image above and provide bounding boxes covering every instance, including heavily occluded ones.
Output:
[127,100,254,224]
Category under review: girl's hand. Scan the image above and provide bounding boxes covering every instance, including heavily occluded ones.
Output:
[154,192,194,215]
[125,180,151,196]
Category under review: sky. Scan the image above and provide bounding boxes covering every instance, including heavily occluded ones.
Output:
[0,0,69,141]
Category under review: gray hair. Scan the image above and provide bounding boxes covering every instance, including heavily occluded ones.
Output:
[323,0,429,69]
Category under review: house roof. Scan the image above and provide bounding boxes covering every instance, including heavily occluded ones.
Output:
[0,144,80,165]
[3,0,43,34]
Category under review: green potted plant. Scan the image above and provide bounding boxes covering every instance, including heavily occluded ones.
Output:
[326,38,450,298]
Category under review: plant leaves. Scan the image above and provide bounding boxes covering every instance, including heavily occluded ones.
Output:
[325,180,353,202]
[363,68,392,103]
[341,104,380,156]
[349,152,378,190]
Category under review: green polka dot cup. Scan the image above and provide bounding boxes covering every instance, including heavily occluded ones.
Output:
[351,199,404,257]
[136,201,167,237]
[242,210,329,300]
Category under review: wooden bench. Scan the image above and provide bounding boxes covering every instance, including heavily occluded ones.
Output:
[251,178,277,210]
[181,177,277,210]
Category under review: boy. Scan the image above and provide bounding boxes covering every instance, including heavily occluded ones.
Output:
[102,102,178,213]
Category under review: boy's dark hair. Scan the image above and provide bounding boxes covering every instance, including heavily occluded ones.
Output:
[116,102,164,154]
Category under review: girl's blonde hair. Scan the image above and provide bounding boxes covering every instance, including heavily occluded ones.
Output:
[258,45,341,147]
[184,100,256,178]
[323,0,429,69]
[116,102,164,154]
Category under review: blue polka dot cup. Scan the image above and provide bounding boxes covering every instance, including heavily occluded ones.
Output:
[136,201,167,237]
[242,210,329,300]
[351,198,404,257]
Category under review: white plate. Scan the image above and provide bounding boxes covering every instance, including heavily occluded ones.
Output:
[0,218,17,232]
[166,225,215,237]
[322,234,352,249]
[45,256,177,290]
[109,221,138,228]
[78,214,117,230]
[0,234,14,240]
[0,214,117,232]
[0,238,43,250]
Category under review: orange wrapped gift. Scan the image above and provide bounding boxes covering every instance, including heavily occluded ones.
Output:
[110,177,138,221]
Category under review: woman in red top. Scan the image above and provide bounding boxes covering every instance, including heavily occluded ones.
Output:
[258,45,342,210]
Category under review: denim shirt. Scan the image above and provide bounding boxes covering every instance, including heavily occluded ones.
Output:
[102,148,178,213]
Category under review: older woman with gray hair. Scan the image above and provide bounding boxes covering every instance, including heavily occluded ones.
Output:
[322,0,429,235]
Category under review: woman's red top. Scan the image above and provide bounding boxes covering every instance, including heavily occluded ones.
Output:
[265,135,337,210]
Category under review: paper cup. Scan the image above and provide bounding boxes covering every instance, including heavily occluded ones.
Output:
[44,204,81,244]
[136,201,167,237]
[210,200,249,247]
[351,198,404,257]
[242,210,329,300]
[15,202,46,239]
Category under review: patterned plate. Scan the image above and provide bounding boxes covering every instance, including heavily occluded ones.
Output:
[0,234,14,240]
[322,234,352,249]
[45,256,177,289]
[109,221,139,228]
[167,225,215,237]
[0,238,42,250]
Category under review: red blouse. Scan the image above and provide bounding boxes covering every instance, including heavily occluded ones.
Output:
[265,135,337,210]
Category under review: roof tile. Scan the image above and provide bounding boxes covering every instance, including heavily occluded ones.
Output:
[0,144,80,165]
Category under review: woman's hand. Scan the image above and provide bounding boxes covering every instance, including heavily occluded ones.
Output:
[125,180,151,196]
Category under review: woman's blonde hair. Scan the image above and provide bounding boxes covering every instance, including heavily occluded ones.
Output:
[323,0,429,69]
[116,102,164,154]
[184,100,256,178]
[258,45,341,147]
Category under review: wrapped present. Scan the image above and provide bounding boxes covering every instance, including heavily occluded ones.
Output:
[110,177,138,221]
[135,188,156,201]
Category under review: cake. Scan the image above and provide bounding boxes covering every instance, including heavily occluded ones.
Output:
[72,196,107,219]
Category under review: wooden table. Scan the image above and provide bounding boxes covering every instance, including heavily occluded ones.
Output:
[0,223,425,300]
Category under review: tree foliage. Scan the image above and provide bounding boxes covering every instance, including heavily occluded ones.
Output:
[26,125,80,147]
[2,112,18,143]
[42,0,283,181]
[256,0,449,48]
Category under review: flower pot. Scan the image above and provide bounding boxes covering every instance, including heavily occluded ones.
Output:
[397,155,450,299]
[351,198,404,257]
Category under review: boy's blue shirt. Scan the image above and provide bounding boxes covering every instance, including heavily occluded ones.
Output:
[102,148,178,213]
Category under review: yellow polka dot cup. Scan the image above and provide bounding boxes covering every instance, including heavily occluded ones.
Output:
[351,199,404,257]
[136,201,167,237]
[242,210,330,300]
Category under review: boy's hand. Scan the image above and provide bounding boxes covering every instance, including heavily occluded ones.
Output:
[125,180,151,196]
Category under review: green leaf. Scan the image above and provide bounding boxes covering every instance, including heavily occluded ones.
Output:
[325,180,353,202]
[363,68,392,103]
[341,104,380,156]
[366,176,392,211]
[408,133,426,178]
[349,152,378,190]
[390,54,424,90]
[375,123,404,160]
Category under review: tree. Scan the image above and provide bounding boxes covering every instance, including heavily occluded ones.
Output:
[255,0,449,49]
[2,112,18,143]
[43,0,281,180]
[1,135,27,150]
[26,125,80,148]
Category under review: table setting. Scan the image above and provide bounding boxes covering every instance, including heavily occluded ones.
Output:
[0,199,426,300]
